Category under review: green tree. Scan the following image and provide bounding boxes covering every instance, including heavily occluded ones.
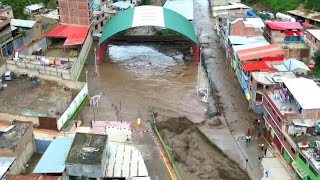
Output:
[312,50,320,69]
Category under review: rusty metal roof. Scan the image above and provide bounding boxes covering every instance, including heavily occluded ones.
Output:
[6,175,60,180]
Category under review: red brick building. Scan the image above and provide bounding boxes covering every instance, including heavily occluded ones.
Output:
[262,77,320,167]
[263,22,310,62]
[305,29,320,60]
[57,0,94,26]
[229,18,264,37]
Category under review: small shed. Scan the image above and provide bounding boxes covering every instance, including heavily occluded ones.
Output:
[65,133,108,179]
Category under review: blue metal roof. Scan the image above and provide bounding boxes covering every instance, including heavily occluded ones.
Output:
[33,137,73,174]
[0,157,16,179]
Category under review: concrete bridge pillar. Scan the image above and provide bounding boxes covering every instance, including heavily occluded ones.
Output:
[97,42,108,64]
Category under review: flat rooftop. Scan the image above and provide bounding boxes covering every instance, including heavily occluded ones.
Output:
[267,89,300,115]
[306,29,320,41]
[163,0,193,20]
[292,134,320,172]
[280,42,309,49]
[251,72,296,85]
[0,123,31,151]
[287,10,320,23]
[0,157,16,179]
[0,78,76,117]
[284,78,320,110]
[66,133,108,165]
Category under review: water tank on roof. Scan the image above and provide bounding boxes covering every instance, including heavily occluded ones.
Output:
[276,12,296,22]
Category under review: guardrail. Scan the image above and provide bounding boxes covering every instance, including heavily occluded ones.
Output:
[150,113,182,180]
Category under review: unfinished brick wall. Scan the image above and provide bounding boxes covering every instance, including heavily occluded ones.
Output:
[58,0,92,26]
[230,20,263,37]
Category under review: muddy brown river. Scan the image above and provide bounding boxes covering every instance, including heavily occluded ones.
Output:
[78,0,250,179]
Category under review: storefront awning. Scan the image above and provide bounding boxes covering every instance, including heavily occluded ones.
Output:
[292,161,308,178]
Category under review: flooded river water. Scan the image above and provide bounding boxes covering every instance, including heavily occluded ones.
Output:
[78,0,252,178]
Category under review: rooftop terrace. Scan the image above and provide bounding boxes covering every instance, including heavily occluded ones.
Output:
[66,133,108,165]
[292,133,320,172]
[267,89,300,115]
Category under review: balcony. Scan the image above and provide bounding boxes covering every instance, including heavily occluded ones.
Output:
[266,89,300,116]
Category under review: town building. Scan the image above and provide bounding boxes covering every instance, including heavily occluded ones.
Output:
[65,133,108,179]
[234,43,285,101]
[57,0,94,26]
[305,29,320,60]
[212,3,250,17]
[228,18,264,37]
[0,3,13,19]
[263,22,310,62]
[249,72,296,114]
[0,122,35,174]
[11,19,41,48]
[262,77,320,178]
[287,10,320,27]
[24,4,45,16]
[0,16,14,58]
[93,3,108,33]
[227,36,269,61]
[211,0,241,7]
[272,58,310,76]
[33,137,73,175]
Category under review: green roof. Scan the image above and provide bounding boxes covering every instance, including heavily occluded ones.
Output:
[98,6,199,46]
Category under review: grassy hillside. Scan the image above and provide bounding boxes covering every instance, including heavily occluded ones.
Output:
[243,0,320,12]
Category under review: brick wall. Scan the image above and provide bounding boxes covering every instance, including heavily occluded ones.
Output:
[306,31,320,49]
[230,20,263,37]
[58,0,92,26]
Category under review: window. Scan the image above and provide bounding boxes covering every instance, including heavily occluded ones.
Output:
[95,24,98,30]
[283,137,286,142]
[310,166,318,176]
[291,147,295,154]
[299,153,307,164]
[102,13,105,18]
[267,102,271,109]
[257,83,263,91]
[277,116,281,123]
[256,93,263,103]
[100,21,103,27]
[272,109,276,115]
[96,16,99,21]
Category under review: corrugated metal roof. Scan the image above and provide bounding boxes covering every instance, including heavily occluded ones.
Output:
[284,78,320,110]
[6,175,60,180]
[307,29,320,41]
[163,0,193,20]
[33,137,73,174]
[233,43,270,52]
[46,25,89,45]
[287,10,320,23]
[283,59,310,71]
[242,61,278,72]
[237,43,284,61]
[0,157,16,179]
[212,3,250,11]
[25,4,44,11]
[266,22,303,30]
[11,19,37,28]
[106,142,148,178]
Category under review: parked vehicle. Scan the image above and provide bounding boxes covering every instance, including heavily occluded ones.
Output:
[276,12,296,22]
[266,12,275,19]
[4,71,13,81]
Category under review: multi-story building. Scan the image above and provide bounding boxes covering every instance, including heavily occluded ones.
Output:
[0,3,13,19]
[0,16,14,58]
[234,43,285,101]
[262,77,320,177]
[249,72,296,114]
[229,18,264,37]
[92,0,109,33]
[264,22,310,63]
[305,29,320,60]
[57,0,94,26]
